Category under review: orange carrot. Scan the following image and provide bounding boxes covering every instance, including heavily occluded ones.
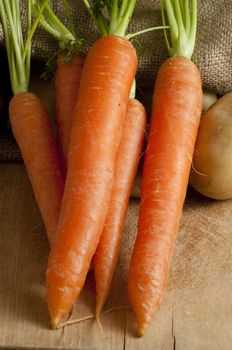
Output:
[55,54,84,176]
[94,98,146,319]
[128,0,202,336]
[46,35,138,328]
[31,1,85,176]
[9,93,64,244]
[0,1,64,245]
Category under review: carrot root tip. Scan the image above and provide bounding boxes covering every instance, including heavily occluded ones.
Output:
[136,322,148,337]
[51,317,60,330]
[96,315,103,335]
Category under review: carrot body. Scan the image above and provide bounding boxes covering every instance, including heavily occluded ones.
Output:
[94,98,146,318]
[55,54,84,176]
[128,57,202,336]
[9,92,64,244]
[46,35,137,328]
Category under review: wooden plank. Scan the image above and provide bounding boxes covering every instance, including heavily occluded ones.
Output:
[1,163,232,349]
[169,190,232,350]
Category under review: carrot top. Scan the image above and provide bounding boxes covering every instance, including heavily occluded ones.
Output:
[82,0,166,39]
[160,0,197,59]
[82,0,167,98]
[0,0,48,95]
[82,0,136,37]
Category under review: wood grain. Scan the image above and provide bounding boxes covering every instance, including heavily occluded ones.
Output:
[1,162,232,349]
[0,163,125,349]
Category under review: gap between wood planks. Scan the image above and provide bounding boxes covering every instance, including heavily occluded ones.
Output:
[172,305,176,350]
[123,309,127,350]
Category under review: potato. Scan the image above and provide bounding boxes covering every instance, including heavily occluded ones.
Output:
[202,89,217,111]
[189,93,232,200]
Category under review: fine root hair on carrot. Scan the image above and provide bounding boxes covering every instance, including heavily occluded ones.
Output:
[191,160,208,177]
[55,314,95,330]
[96,316,103,335]
[54,306,131,330]
[96,306,132,334]
[139,143,150,161]
[96,306,131,335]
[102,305,131,316]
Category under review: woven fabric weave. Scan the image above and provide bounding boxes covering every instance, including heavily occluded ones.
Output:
[0,0,230,93]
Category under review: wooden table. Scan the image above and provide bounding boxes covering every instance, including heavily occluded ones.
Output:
[1,60,232,349]
[1,161,232,350]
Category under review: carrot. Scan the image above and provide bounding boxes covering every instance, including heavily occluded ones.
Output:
[31,0,84,177]
[46,33,138,328]
[128,0,202,336]
[9,93,64,243]
[55,54,84,176]
[0,0,64,244]
[94,98,146,319]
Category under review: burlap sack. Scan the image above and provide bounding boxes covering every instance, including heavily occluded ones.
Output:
[8,0,232,94]
[0,0,232,160]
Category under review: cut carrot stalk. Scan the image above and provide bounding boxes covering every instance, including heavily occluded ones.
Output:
[46,33,138,328]
[128,0,202,336]
[94,98,146,319]
[0,0,64,244]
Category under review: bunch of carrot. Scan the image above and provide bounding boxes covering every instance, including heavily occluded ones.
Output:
[0,0,203,337]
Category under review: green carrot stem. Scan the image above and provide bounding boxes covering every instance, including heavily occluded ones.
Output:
[3,0,27,93]
[189,0,197,47]
[81,0,137,38]
[30,0,76,47]
[118,0,128,19]
[109,0,119,34]
[81,0,108,35]
[61,0,75,37]
[0,1,15,91]
[42,5,75,42]
[112,0,136,37]
[25,1,32,85]
[23,0,50,62]
[129,79,136,99]
[126,25,169,40]
[0,0,46,94]
[160,0,197,59]
[184,0,190,35]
